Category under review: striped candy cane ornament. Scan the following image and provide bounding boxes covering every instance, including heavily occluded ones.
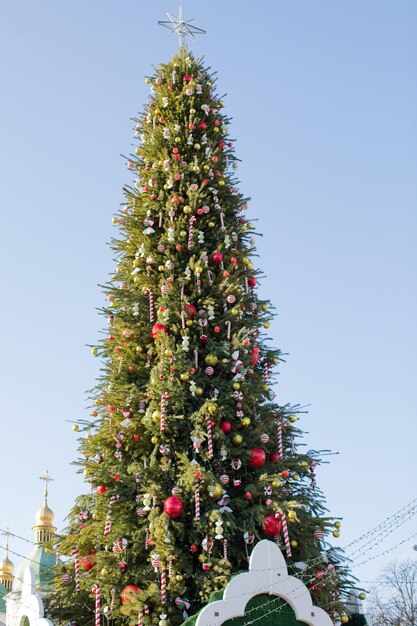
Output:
[161,566,167,605]
[280,512,292,558]
[92,584,101,626]
[205,415,214,458]
[137,608,144,626]
[188,216,196,250]
[168,555,174,578]
[109,588,115,614]
[277,419,283,461]
[160,392,169,433]
[103,494,120,536]
[72,547,80,592]
[145,289,155,323]
[223,538,228,560]
[194,479,201,521]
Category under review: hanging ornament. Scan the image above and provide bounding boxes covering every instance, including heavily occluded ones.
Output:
[249,448,266,468]
[175,597,191,620]
[121,585,141,604]
[260,433,270,443]
[280,512,292,557]
[103,494,120,537]
[217,492,232,513]
[243,531,255,545]
[263,515,282,537]
[151,323,169,340]
[72,547,80,592]
[164,496,183,518]
[92,585,101,626]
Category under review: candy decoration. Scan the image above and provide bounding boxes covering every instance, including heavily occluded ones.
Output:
[181,310,186,329]
[92,584,101,626]
[194,349,199,369]
[145,289,155,322]
[194,479,201,521]
[145,527,150,550]
[72,547,80,592]
[188,216,196,250]
[160,392,169,433]
[223,538,228,559]
[220,212,225,230]
[161,566,167,605]
[277,419,283,461]
[103,494,120,537]
[225,320,231,340]
[280,512,292,557]
[219,474,229,485]
[314,529,325,540]
[168,555,174,578]
[206,415,214,458]
[260,433,270,443]
[110,588,115,614]
[138,608,144,626]
[243,531,255,544]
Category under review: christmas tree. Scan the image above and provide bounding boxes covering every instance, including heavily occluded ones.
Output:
[47,20,355,626]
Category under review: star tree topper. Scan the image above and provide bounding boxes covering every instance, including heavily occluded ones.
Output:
[158,6,206,48]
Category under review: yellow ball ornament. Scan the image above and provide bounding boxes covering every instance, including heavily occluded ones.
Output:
[91,348,98,356]
[358,593,366,600]
[241,418,251,427]
[183,205,192,214]
[112,217,118,224]
[195,387,204,397]
[288,415,298,423]
[207,404,217,415]
[232,382,241,390]
[73,425,79,432]
[232,434,243,445]
[334,521,341,528]
[290,540,298,548]
[341,617,349,624]
[332,530,340,538]
[180,372,189,381]
[287,510,297,520]
[151,436,159,444]
[263,322,270,329]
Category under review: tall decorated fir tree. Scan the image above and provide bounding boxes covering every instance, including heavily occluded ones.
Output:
[48,19,355,626]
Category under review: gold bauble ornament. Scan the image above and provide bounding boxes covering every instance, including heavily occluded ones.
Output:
[209,484,223,499]
[233,382,241,390]
[176,574,184,581]
[263,322,270,329]
[195,387,203,397]
[112,217,118,224]
[208,222,215,228]
[91,348,98,356]
[73,425,79,432]
[272,480,281,488]
[290,540,298,548]
[207,404,217,414]
[136,346,143,353]
[232,434,243,445]
[180,230,187,238]
[358,593,366,600]
[218,180,225,186]
[334,521,341,528]
[241,418,251,427]
[175,137,181,143]
[151,436,159,444]
[194,143,201,150]
[341,617,349,625]
[287,510,297,520]
[205,354,218,366]
[288,415,298,423]
[183,205,192,214]
[152,410,161,422]
[261,304,268,311]
[180,372,189,381]
[332,530,340,538]
[186,319,193,327]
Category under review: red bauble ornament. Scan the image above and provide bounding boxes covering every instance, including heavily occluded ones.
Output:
[250,346,260,366]
[121,585,140,604]
[133,434,140,441]
[270,452,280,463]
[248,277,257,287]
[249,448,266,468]
[151,323,169,340]
[220,421,232,433]
[80,552,96,570]
[212,251,223,264]
[190,544,198,553]
[164,496,183,518]
[264,515,282,536]
[244,491,253,500]
[214,326,221,333]
[96,485,107,495]
[281,470,290,478]
[185,303,197,319]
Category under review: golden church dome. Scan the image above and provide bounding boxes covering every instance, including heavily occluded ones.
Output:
[35,502,55,527]
[0,553,13,574]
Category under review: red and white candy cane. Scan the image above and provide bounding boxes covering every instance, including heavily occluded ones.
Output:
[223,538,228,559]
[220,212,225,230]
[109,588,115,614]
[205,415,214,458]
[160,392,169,433]
[188,216,196,250]
[103,494,120,537]
[194,479,201,521]
[159,211,163,228]
[180,283,184,300]
[225,320,231,340]
[277,419,283,461]
[92,584,101,626]
[168,555,174,578]
[280,511,292,558]
[194,349,199,369]
[72,547,80,592]
[145,289,155,322]
[181,310,186,329]
[161,566,167,605]
[145,527,150,550]
[137,607,144,626]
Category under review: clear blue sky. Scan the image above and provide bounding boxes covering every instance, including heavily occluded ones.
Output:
[0,0,416,597]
